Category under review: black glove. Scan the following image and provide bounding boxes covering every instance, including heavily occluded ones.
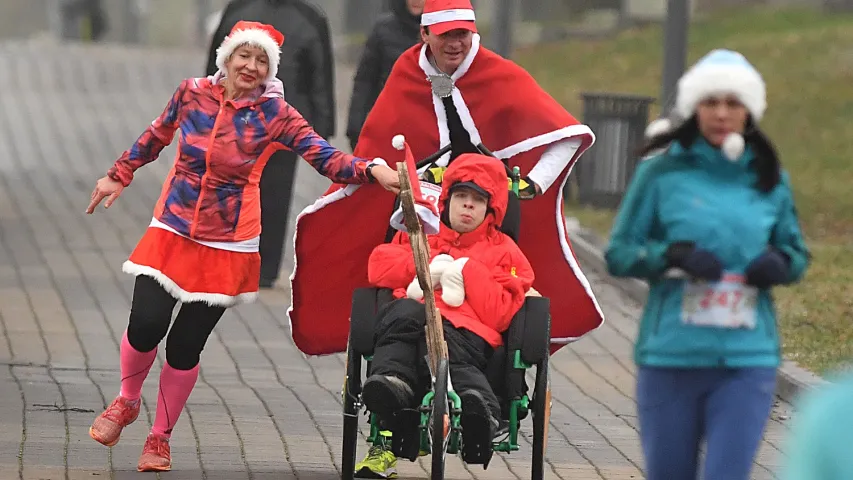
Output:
[518,176,540,199]
[744,247,790,289]
[665,241,724,282]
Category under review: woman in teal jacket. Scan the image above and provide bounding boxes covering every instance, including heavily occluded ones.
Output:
[605,49,810,480]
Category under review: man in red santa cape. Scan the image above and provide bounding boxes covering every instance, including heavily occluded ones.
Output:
[289,0,604,357]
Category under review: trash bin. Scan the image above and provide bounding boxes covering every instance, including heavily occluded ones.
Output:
[574,92,654,209]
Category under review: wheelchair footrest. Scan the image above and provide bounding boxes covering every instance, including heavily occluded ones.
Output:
[386,409,421,461]
[460,409,495,467]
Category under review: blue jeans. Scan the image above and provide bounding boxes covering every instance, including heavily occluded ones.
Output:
[636,366,777,480]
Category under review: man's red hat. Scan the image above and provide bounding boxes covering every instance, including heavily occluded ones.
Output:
[215,20,285,81]
[421,0,477,36]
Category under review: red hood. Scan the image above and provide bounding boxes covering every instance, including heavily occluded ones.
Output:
[439,153,508,229]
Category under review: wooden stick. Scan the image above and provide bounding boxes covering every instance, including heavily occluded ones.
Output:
[396,162,448,375]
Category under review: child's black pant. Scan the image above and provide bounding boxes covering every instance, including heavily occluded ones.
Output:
[369,298,502,420]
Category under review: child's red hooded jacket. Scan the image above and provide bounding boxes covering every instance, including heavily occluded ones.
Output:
[367,153,535,347]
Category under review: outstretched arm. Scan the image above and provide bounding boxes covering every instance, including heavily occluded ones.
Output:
[270,101,371,184]
[269,101,400,192]
[107,79,188,187]
[524,137,582,196]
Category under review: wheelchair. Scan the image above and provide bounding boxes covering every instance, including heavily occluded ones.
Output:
[341,143,552,480]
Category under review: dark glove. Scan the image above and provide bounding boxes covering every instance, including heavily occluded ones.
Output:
[665,241,724,282]
[517,176,540,200]
[744,248,790,289]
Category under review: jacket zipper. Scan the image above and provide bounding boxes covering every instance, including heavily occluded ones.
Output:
[190,100,226,238]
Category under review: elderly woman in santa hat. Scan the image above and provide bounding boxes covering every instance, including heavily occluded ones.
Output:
[605,49,810,480]
[84,21,400,472]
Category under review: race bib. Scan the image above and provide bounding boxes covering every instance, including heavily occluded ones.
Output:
[680,274,758,330]
[389,181,443,234]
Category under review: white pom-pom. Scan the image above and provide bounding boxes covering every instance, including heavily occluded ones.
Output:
[721,132,745,162]
[644,118,672,139]
[392,135,406,150]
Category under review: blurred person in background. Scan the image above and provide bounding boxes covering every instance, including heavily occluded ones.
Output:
[61,0,108,41]
[605,49,810,480]
[780,368,853,480]
[206,0,336,289]
[346,0,424,151]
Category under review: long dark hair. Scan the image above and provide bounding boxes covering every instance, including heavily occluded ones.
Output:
[636,115,781,193]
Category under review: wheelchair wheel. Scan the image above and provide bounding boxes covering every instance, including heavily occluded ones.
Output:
[341,341,362,480]
[431,358,449,480]
[531,355,550,480]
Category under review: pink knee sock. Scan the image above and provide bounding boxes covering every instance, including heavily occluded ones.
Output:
[151,362,199,438]
[119,330,157,401]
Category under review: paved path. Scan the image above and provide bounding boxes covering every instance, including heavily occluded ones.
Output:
[0,40,793,479]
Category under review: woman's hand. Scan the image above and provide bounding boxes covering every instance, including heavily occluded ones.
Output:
[86,176,124,214]
[369,164,401,195]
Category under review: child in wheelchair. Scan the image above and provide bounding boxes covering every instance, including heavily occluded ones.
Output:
[362,153,535,465]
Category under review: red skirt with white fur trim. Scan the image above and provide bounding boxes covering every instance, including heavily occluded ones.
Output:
[122,227,260,307]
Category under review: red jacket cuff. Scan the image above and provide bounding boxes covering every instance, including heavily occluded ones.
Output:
[107,163,133,187]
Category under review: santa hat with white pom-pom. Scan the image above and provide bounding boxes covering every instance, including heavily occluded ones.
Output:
[215,20,285,82]
[645,49,766,162]
[388,135,442,235]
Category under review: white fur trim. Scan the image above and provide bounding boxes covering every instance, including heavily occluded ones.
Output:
[389,203,441,235]
[369,157,389,168]
[417,34,483,166]
[535,138,606,345]
[676,64,766,121]
[527,138,582,194]
[392,135,406,150]
[493,124,595,161]
[451,88,483,146]
[721,132,745,161]
[215,28,282,81]
[421,9,476,26]
[122,261,258,307]
[644,118,673,139]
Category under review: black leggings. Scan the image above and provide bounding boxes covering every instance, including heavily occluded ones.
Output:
[126,275,226,370]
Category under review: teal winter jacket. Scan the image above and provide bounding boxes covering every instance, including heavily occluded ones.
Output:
[605,138,809,368]
[781,369,853,480]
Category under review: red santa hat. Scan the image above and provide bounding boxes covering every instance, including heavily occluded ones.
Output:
[215,21,285,81]
[421,0,477,36]
[389,135,442,235]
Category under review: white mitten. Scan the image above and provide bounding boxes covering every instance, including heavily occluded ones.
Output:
[406,254,455,300]
[407,275,424,300]
[440,258,469,307]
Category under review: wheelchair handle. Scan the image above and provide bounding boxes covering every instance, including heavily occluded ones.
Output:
[415,142,514,178]
[416,144,453,169]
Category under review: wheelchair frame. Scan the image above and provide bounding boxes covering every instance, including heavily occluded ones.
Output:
[340,142,553,479]
[342,289,552,480]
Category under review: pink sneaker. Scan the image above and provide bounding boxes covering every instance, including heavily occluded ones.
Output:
[137,433,171,472]
[89,396,140,447]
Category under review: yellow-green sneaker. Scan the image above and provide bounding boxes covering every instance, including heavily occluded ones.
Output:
[354,444,397,479]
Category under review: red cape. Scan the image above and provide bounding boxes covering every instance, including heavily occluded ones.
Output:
[289,37,604,356]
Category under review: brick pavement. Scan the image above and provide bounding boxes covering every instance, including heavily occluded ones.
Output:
[0,39,793,480]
